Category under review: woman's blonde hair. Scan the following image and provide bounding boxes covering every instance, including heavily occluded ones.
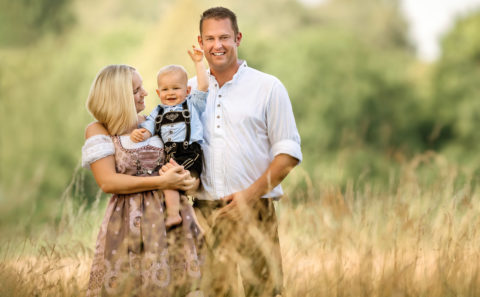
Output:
[86,64,138,135]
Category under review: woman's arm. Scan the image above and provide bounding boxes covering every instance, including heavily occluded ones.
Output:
[86,122,195,194]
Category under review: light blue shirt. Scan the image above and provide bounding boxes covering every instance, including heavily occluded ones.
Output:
[141,90,208,144]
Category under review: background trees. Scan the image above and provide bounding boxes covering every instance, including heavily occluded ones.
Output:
[1,0,480,227]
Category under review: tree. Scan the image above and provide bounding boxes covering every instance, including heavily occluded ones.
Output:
[0,0,75,46]
[431,10,480,154]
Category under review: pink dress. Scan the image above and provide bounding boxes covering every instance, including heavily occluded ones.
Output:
[82,135,203,297]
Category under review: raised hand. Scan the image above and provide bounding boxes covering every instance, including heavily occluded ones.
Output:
[187,45,204,63]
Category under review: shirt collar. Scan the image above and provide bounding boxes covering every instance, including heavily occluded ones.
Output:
[207,60,248,85]
[232,60,248,83]
[158,101,185,109]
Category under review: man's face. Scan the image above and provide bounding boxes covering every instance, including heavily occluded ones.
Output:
[199,18,242,73]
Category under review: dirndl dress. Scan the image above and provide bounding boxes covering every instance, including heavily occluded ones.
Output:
[82,135,203,297]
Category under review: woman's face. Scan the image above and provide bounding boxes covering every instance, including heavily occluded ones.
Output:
[132,70,148,113]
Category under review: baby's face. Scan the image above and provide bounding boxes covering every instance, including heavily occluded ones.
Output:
[156,72,190,106]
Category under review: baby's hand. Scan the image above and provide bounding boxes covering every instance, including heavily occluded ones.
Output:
[130,128,148,143]
[188,45,204,63]
[159,159,186,176]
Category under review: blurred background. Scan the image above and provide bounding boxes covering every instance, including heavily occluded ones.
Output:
[1,0,480,247]
[2,0,480,295]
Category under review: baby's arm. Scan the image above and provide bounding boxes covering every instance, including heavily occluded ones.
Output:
[131,106,159,142]
[188,45,208,92]
[130,128,152,143]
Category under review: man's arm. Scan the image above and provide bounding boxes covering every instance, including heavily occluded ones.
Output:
[218,79,302,221]
[218,154,299,221]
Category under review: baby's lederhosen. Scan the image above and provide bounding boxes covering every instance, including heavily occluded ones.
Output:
[155,101,203,177]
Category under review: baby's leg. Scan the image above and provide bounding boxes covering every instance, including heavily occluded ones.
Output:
[164,189,182,227]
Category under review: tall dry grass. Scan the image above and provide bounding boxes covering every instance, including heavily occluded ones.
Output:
[280,152,480,297]
[2,152,480,296]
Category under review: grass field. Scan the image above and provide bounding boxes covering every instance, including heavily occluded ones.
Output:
[1,0,480,296]
[1,152,480,297]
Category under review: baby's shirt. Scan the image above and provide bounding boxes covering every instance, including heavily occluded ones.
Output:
[140,90,208,144]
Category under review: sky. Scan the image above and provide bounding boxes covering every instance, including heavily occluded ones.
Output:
[400,0,480,61]
[300,0,480,61]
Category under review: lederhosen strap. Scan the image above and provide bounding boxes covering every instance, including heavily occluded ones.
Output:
[152,102,189,172]
[154,101,191,149]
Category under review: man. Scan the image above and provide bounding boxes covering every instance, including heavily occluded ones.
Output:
[189,7,302,297]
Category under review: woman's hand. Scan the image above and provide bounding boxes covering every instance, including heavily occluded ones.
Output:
[160,159,199,192]
[159,159,195,191]
[159,158,179,175]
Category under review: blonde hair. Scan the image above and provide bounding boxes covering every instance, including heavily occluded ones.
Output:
[86,65,138,135]
[157,65,188,86]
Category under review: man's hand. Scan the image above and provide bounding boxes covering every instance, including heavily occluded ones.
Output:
[187,45,204,63]
[130,128,150,143]
[216,154,299,221]
[217,188,259,222]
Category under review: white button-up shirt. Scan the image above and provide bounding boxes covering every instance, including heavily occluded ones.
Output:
[189,61,302,200]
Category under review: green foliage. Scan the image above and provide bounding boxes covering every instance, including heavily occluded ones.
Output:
[1,0,480,229]
[432,11,480,155]
[0,0,75,46]
[2,2,480,295]
[0,3,152,228]
[240,0,427,183]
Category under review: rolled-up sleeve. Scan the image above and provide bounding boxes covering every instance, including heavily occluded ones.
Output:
[267,80,302,163]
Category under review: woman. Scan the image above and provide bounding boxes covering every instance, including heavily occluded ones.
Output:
[82,65,203,297]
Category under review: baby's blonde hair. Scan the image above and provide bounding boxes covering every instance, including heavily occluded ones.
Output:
[157,65,188,86]
[86,65,138,135]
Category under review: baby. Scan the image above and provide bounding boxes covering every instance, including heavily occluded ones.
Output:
[130,46,208,227]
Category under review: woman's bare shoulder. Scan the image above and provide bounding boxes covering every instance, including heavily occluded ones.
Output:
[85,122,109,139]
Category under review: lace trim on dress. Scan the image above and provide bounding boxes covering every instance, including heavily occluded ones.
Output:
[82,135,115,169]
[118,135,164,150]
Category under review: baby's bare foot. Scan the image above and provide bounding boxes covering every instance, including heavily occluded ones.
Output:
[166,214,182,227]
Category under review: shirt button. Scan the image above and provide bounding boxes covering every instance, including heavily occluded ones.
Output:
[217,104,220,108]
[218,95,222,98]
[215,84,218,87]
[168,138,172,141]
[169,130,173,134]
[217,125,220,128]
[217,115,220,119]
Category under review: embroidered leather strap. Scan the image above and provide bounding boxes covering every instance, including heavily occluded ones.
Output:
[154,101,191,149]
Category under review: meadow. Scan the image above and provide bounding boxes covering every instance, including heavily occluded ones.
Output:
[2,153,480,296]
[1,0,480,296]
